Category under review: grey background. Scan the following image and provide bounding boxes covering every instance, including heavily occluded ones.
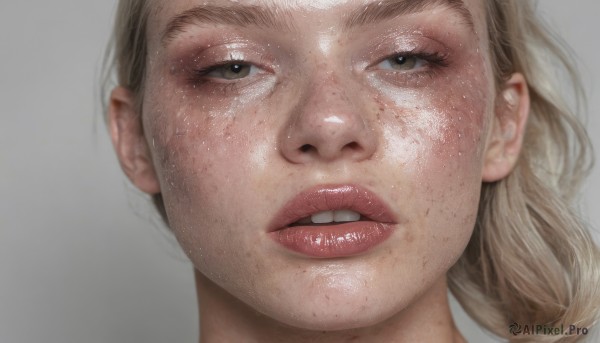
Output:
[1,1,598,342]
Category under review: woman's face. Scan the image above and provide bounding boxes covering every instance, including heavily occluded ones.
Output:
[138,0,496,330]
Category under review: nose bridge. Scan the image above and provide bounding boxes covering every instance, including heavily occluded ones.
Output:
[302,70,357,123]
[279,67,378,164]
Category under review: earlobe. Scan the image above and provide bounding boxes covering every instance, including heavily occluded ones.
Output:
[108,87,161,195]
[482,73,530,182]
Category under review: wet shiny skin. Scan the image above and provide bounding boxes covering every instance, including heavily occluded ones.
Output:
[113,0,513,341]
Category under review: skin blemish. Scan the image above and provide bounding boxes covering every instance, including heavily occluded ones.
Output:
[404,231,415,243]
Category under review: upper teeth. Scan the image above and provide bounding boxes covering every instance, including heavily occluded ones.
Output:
[308,210,361,224]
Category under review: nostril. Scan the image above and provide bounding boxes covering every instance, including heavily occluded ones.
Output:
[345,142,361,151]
[300,144,313,153]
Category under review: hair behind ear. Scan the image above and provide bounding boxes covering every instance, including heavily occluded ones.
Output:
[104,0,169,223]
[450,165,600,340]
[449,0,599,340]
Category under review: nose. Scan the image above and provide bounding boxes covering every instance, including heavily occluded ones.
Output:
[279,73,378,164]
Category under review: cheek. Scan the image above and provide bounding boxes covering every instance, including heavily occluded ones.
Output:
[144,75,266,192]
[376,61,493,265]
[376,52,492,177]
[141,76,310,290]
[141,81,270,253]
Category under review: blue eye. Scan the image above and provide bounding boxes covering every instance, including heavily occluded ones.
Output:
[204,62,255,80]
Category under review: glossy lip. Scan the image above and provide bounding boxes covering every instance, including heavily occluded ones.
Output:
[268,184,398,258]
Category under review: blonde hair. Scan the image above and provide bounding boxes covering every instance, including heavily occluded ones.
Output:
[104,0,600,341]
[448,1,600,341]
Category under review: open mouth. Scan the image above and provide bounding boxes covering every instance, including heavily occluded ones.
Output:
[268,185,398,258]
[289,210,370,227]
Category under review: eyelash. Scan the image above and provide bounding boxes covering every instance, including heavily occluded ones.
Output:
[378,49,450,70]
[187,60,259,94]
[190,61,248,79]
[186,49,450,93]
[416,51,449,67]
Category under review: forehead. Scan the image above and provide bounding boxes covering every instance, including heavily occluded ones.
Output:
[147,0,489,44]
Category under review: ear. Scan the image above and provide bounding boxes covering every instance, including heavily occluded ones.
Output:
[108,87,161,194]
[482,73,530,182]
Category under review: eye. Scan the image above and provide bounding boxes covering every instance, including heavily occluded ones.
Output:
[378,54,424,71]
[204,62,255,80]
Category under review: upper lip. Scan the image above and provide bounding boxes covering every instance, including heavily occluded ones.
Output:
[268,184,398,232]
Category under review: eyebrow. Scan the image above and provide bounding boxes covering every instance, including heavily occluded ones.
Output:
[162,4,295,44]
[344,0,474,30]
[162,0,474,45]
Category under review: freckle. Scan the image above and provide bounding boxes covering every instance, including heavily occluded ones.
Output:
[426,208,430,217]
[325,295,330,300]
[404,231,414,243]
[312,312,317,317]
[303,269,307,273]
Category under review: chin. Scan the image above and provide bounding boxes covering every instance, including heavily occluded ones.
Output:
[273,298,401,332]
[292,310,393,332]
[256,280,406,332]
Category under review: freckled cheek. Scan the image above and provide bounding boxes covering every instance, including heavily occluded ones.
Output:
[143,110,274,280]
[429,99,488,166]
[377,75,490,254]
[381,102,488,179]
[384,77,490,172]
[142,94,275,231]
[151,121,247,193]
[416,108,486,203]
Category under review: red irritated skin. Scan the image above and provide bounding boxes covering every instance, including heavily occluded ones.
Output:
[109,0,519,341]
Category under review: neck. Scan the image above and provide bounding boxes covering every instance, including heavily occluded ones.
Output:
[195,271,465,343]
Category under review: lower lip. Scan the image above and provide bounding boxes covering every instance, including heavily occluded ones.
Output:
[270,222,394,258]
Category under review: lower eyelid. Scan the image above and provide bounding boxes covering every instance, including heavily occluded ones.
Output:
[186,71,275,96]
